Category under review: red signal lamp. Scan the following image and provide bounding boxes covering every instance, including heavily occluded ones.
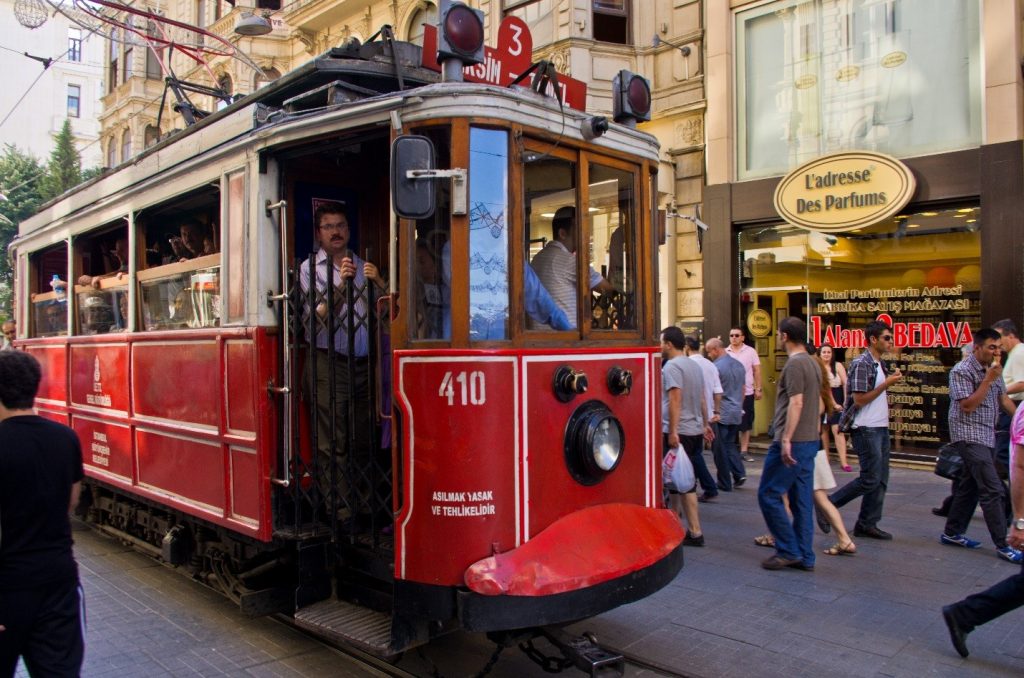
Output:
[612,70,651,126]
[437,1,485,67]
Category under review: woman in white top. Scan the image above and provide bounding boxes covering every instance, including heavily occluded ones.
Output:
[819,344,851,472]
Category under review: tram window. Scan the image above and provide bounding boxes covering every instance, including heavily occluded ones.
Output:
[523,153,580,330]
[468,127,510,340]
[138,262,220,330]
[411,126,451,341]
[136,186,221,331]
[588,163,636,332]
[29,242,69,338]
[73,226,130,335]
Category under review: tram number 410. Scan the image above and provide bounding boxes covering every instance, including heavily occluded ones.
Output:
[438,371,486,406]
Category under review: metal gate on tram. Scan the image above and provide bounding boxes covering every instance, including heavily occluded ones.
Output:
[272,245,394,566]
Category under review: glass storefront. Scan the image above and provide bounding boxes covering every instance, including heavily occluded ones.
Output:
[735,0,982,180]
[739,205,980,458]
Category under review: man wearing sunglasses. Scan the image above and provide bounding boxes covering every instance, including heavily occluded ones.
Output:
[827,320,902,540]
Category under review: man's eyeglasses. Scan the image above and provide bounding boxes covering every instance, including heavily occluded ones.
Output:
[880,335,893,341]
[729,333,742,338]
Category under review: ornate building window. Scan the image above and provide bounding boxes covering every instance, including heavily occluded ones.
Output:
[406,2,437,46]
[120,128,132,164]
[68,28,82,62]
[592,0,629,44]
[67,84,81,118]
[253,67,281,90]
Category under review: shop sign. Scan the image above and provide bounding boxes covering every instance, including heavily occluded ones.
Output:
[746,309,772,338]
[773,151,916,232]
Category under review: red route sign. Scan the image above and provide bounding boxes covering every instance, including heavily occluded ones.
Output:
[421,16,588,112]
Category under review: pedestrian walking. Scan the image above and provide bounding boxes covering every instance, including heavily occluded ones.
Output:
[942,400,1024,657]
[706,337,746,490]
[828,320,902,540]
[726,326,762,462]
[661,326,714,547]
[939,328,1022,563]
[0,350,86,677]
[757,317,821,571]
[684,335,721,502]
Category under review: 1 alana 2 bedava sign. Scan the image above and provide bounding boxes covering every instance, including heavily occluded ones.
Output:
[773,151,916,233]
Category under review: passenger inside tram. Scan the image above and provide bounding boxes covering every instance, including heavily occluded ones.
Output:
[74,230,130,334]
[529,206,616,329]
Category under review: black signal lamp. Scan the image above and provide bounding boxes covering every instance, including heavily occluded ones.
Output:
[437,1,485,67]
[612,70,652,126]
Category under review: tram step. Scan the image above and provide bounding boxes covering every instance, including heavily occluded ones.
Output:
[293,599,394,655]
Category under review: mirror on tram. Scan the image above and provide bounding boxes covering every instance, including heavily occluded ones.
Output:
[391,135,436,220]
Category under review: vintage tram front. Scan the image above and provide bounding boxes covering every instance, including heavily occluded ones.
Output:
[10,14,682,659]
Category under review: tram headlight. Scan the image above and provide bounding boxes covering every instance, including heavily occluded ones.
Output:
[564,400,625,485]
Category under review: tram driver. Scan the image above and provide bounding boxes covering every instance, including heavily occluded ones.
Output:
[530,206,616,329]
[299,202,387,526]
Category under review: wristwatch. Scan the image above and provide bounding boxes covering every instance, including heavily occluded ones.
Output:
[1015,518,1024,531]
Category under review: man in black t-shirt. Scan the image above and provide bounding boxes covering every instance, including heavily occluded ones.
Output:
[0,351,85,678]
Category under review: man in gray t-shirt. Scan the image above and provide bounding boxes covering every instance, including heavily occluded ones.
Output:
[661,326,713,547]
[757,317,821,572]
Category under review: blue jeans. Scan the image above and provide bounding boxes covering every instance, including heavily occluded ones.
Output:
[829,426,890,530]
[712,422,744,490]
[757,440,818,566]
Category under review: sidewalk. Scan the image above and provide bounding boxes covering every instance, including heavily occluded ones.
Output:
[570,456,1024,677]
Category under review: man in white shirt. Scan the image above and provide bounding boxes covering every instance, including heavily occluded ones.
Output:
[725,327,762,462]
[684,335,721,501]
[530,206,615,329]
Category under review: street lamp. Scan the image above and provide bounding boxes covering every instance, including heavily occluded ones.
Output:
[235,10,273,37]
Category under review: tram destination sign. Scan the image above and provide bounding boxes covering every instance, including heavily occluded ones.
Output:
[421,16,588,111]
[773,151,916,232]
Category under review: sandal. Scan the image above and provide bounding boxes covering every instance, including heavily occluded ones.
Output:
[823,541,857,556]
[754,534,775,548]
[841,465,853,472]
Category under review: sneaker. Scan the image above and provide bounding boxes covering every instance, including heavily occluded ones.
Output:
[997,545,1023,563]
[940,533,982,549]
[734,476,747,488]
[742,455,755,462]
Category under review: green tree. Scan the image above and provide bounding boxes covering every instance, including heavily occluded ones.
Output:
[39,118,83,201]
[0,144,45,316]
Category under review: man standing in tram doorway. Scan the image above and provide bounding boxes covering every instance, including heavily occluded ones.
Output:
[827,320,902,540]
[299,202,387,527]
[725,326,762,463]
[0,350,86,677]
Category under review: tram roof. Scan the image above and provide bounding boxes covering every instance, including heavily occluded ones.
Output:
[16,40,659,243]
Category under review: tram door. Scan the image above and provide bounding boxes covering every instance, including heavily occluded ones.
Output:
[273,133,395,562]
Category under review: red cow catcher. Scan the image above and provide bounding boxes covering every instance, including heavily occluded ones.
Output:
[10,20,683,663]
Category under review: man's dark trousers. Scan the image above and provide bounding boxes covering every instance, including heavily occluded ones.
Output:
[712,422,744,490]
[945,560,1024,632]
[944,442,1009,546]
[829,426,890,530]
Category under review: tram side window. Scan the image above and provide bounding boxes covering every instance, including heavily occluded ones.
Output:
[30,243,69,338]
[137,192,221,331]
[74,226,130,335]
[411,126,451,341]
[589,163,636,332]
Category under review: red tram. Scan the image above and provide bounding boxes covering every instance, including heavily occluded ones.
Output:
[10,7,683,661]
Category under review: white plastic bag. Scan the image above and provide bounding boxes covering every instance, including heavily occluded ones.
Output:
[663,445,696,493]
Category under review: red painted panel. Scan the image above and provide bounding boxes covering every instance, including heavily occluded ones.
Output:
[133,341,220,428]
[225,340,256,435]
[26,345,67,403]
[230,446,259,521]
[136,428,225,513]
[70,344,129,412]
[396,356,519,585]
[524,354,651,540]
[74,416,132,481]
